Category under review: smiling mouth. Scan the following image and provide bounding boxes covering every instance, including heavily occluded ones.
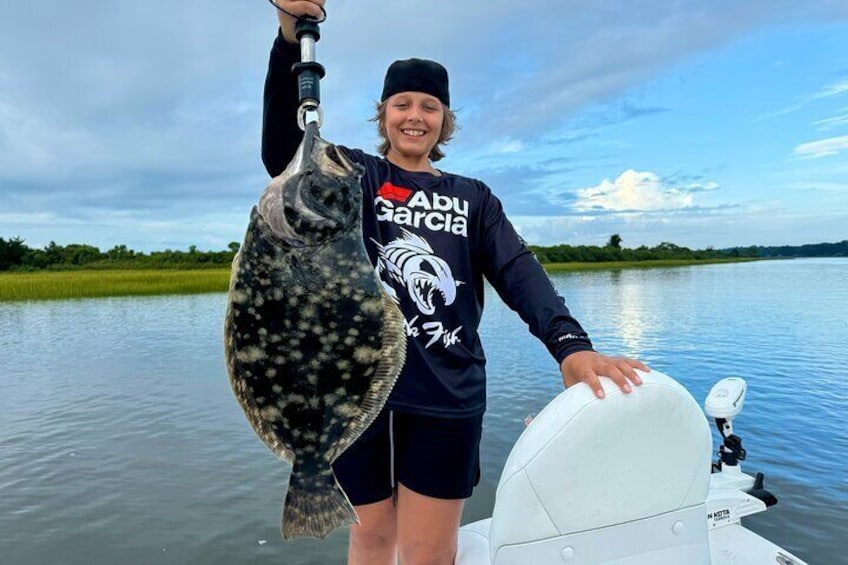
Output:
[401,129,427,137]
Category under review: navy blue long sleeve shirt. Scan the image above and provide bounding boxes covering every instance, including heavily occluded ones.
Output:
[262,32,593,417]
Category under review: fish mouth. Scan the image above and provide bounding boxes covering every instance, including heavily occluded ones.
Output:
[409,275,454,315]
[404,257,457,316]
[258,127,362,247]
[315,142,359,179]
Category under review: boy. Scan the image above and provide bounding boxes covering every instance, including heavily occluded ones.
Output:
[262,2,648,563]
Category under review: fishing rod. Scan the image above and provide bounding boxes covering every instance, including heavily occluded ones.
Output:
[268,0,327,130]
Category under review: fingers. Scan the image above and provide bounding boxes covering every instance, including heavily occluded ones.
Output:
[275,0,325,20]
[579,370,605,399]
[584,358,646,397]
[614,357,649,386]
[561,351,649,399]
[604,364,634,394]
[273,0,326,44]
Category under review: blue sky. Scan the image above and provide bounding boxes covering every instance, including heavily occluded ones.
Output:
[1,1,846,252]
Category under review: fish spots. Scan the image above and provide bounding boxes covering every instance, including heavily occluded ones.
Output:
[360,299,382,315]
[321,332,340,345]
[266,368,277,378]
[334,403,359,418]
[237,346,267,363]
[353,346,381,364]
[261,406,283,421]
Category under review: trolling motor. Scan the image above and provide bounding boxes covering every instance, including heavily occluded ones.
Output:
[268,0,327,129]
[704,377,777,507]
[704,377,748,471]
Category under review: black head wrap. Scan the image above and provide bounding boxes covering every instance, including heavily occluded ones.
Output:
[381,58,450,107]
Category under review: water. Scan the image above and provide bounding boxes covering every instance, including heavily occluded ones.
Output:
[1,258,845,564]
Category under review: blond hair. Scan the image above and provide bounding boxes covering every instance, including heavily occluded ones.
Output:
[370,101,457,162]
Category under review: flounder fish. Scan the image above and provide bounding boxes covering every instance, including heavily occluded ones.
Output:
[224,123,406,539]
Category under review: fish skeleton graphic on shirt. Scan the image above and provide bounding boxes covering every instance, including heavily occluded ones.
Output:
[372,229,466,349]
[372,228,462,316]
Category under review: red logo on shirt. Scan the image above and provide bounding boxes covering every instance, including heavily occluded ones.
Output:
[377,182,413,203]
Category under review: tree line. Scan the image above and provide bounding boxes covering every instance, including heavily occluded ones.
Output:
[0,237,240,271]
[529,236,845,263]
[1,235,845,272]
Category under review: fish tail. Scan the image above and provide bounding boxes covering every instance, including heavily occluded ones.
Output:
[281,467,358,540]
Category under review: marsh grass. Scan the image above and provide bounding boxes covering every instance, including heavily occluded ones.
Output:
[0,269,230,302]
[0,259,758,302]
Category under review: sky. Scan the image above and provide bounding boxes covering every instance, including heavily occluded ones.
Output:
[1,0,847,252]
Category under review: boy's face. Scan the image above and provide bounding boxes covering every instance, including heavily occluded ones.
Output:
[384,92,444,162]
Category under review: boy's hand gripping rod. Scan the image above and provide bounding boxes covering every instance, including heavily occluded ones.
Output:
[268,1,327,130]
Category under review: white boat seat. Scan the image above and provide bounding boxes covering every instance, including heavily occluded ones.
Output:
[479,370,714,564]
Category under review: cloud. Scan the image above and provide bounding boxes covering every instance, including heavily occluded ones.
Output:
[813,110,848,130]
[511,205,845,248]
[816,80,848,98]
[574,169,709,212]
[793,135,848,158]
[767,78,848,118]
[1,1,847,250]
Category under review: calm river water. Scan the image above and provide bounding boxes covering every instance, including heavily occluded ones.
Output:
[1,258,845,564]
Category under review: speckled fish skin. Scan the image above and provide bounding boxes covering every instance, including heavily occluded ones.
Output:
[224,123,406,540]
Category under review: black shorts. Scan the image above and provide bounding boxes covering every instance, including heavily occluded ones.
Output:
[332,408,483,505]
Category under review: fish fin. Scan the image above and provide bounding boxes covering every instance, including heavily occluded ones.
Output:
[261,429,296,464]
[281,466,358,540]
[327,290,407,463]
[232,384,296,464]
[224,326,296,464]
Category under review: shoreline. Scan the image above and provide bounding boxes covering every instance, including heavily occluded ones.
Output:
[0,258,762,302]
